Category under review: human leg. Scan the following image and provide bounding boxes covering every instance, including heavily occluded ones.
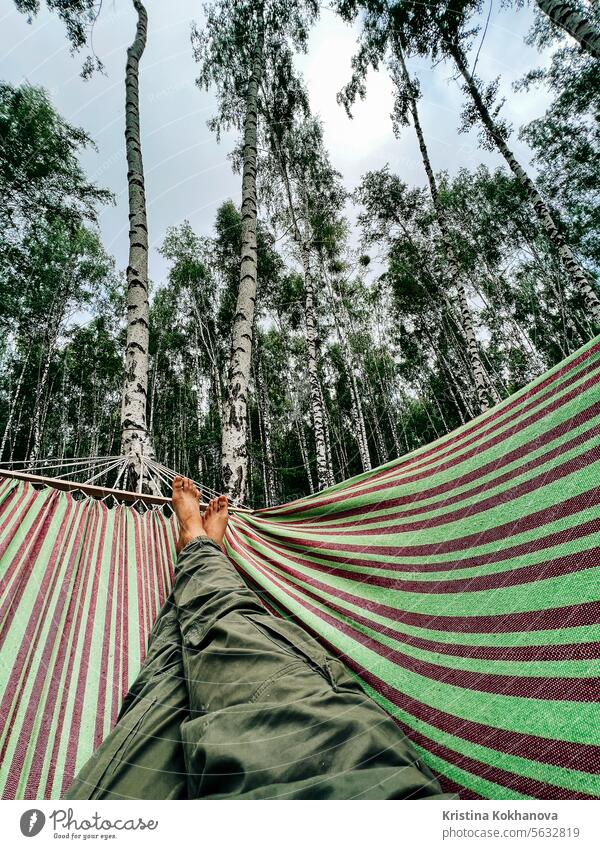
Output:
[174,496,453,800]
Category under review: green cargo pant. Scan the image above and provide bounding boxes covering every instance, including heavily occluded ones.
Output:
[65,537,453,800]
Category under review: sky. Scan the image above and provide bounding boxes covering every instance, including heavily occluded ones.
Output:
[0,0,553,288]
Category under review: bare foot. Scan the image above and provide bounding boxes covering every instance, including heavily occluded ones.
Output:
[203,495,229,548]
[172,476,206,553]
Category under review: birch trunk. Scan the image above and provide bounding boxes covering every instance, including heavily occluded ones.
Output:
[395,46,493,411]
[30,342,55,464]
[349,370,372,471]
[59,359,69,465]
[266,116,336,486]
[302,246,331,490]
[536,0,600,59]
[448,40,600,326]
[368,391,388,465]
[0,351,29,461]
[326,275,372,471]
[120,0,159,493]
[220,5,264,503]
[296,415,314,494]
[320,384,335,487]
[257,359,276,506]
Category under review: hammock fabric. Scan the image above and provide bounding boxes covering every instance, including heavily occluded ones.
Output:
[1,336,599,800]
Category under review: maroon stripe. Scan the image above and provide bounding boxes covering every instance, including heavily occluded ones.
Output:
[253,483,600,558]
[94,505,122,747]
[263,351,600,518]
[404,726,597,800]
[314,445,600,537]
[231,538,600,778]
[234,528,600,661]
[61,501,110,795]
[121,512,130,706]
[262,511,600,576]
[147,515,159,625]
[112,507,125,727]
[44,501,106,799]
[434,774,481,799]
[359,660,600,794]
[2,496,86,799]
[0,490,73,773]
[240,518,599,593]
[0,484,36,552]
[134,511,148,663]
[292,407,600,529]
[27,500,97,797]
[229,520,600,633]
[151,511,168,611]
[0,489,58,624]
[234,534,600,703]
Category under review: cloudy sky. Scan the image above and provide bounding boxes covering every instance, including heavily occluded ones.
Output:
[1,0,552,285]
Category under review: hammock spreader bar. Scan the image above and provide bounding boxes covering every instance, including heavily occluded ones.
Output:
[1,335,599,800]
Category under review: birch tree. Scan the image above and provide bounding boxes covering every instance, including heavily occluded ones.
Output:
[388,45,496,410]
[193,0,318,502]
[260,114,343,487]
[446,37,600,328]
[535,0,600,59]
[336,0,600,329]
[119,0,159,491]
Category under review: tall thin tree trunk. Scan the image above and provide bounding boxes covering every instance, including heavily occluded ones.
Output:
[349,370,372,471]
[302,246,331,490]
[9,396,24,462]
[395,46,493,411]
[448,39,600,326]
[296,415,314,494]
[30,342,54,464]
[73,391,83,459]
[221,4,264,504]
[367,389,388,465]
[120,0,158,493]
[320,383,335,487]
[59,357,69,466]
[326,274,372,471]
[257,359,276,506]
[386,404,403,457]
[0,351,29,462]
[536,0,600,59]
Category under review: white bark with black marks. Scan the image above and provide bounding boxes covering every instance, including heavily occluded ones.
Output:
[258,360,276,505]
[536,0,600,59]
[449,40,600,328]
[120,0,158,493]
[302,245,332,489]
[0,351,29,461]
[295,414,314,494]
[396,47,494,411]
[221,5,264,504]
[349,370,372,470]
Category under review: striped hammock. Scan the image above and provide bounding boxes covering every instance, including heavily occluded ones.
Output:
[1,335,599,799]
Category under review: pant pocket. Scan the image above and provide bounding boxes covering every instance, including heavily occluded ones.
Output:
[242,613,332,679]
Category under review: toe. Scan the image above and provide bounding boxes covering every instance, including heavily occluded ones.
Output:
[183,478,190,491]
[218,495,228,511]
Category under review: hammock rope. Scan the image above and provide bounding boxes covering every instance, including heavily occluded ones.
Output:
[1,335,599,800]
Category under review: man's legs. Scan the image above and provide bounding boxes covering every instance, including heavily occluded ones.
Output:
[174,491,453,800]
[66,479,453,800]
